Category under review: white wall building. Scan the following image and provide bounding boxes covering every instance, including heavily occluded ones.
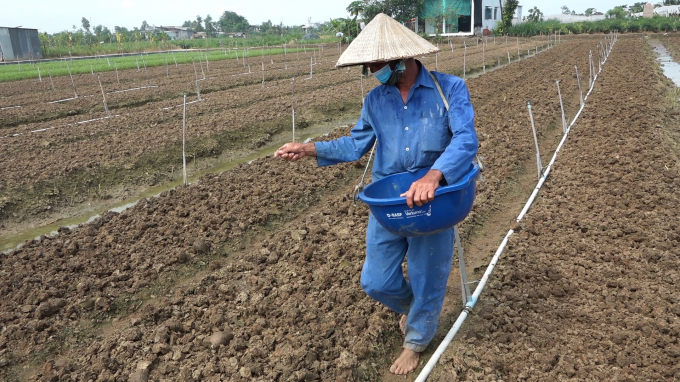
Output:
[422,0,516,36]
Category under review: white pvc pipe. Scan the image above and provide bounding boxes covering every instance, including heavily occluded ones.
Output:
[415,38,616,382]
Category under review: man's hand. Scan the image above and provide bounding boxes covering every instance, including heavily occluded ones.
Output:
[274,142,316,161]
[400,169,443,209]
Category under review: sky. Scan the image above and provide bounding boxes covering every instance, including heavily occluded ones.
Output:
[1,0,632,34]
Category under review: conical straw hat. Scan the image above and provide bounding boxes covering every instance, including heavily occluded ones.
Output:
[336,13,440,67]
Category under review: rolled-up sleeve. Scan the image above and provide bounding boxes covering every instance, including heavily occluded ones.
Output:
[314,102,377,167]
[431,78,478,184]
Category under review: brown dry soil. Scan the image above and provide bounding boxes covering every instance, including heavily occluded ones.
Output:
[428,37,680,381]
[0,35,655,381]
[0,36,553,234]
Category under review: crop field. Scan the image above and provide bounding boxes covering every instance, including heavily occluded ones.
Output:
[0,33,678,381]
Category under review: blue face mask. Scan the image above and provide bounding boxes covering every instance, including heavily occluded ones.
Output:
[372,60,406,85]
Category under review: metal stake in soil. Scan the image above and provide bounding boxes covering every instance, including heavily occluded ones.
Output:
[67,65,78,98]
[575,65,584,107]
[182,93,188,186]
[97,74,111,118]
[48,68,55,91]
[166,56,169,78]
[291,77,296,143]
[463,45,467,79]
[482,42,486,73]
[142,58,150,86]
[195,80,202,101]
[192,59,198,81]
[526,101,543,180]
[198,56,205,79]
[172,52,177,67]
[37,66,42,82]
[115,62,120,84]
[556,80,567,134]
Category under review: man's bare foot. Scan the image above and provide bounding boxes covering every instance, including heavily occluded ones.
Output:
[389,348,420,375]
[399,315,407,335]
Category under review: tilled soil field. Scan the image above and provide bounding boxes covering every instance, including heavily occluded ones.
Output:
[432,37,680,381]
[0,36,568,230]
[0,35,631,381]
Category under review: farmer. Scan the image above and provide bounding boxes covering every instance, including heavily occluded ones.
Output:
[275,13,477,375]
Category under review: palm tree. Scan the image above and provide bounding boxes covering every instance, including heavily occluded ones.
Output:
[346,1,365,38]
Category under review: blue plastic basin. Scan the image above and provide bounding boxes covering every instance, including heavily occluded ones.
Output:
[359,164,479,237]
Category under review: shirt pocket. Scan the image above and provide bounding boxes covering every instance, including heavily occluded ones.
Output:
[421,115,451,153]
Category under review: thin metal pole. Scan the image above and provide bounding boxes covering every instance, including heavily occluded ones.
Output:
[463,44,467,79]
[198,56,205,79]
[115,62,120,84]
[166,56,169,78]
[37,66,42,82]
[556,80,567,134]
[291,76,296,143]
[182,93,188,186]
[205,53,209,72]
[48,68,55,91]
[172,52,177,67]
[97,74,111,118]
[455,226,471,306]
[192,59,198,81]
[589,51,593,88]
[195,80,202,101]
[309,56,313,78]
[526,101,543,180]
[482,41,486,73]
[142,57,149,86]
[575,65,584,107]
[67,65,78,98]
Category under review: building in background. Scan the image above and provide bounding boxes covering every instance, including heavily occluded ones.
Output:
[0,27,43,61]
[419,0,511,36]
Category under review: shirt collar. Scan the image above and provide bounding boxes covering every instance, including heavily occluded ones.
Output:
[380,60,436,96]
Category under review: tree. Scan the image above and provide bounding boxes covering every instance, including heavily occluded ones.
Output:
[81,17,90,33]
[204,14,215,36]
[499,0,519,35]
[561,5,570,14]
[359,0,424,24]
[606,6,626,19]
[218,11,249,33]
[141,20,149,30]
[526,6,543,22]
[584,7,596,16]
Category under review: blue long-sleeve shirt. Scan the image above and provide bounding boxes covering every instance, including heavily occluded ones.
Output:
[315,61,478,184]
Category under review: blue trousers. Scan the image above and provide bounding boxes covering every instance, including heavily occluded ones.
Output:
[361,213,454,352]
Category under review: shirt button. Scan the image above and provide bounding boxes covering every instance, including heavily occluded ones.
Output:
[404,106,408,110]
[405,127,409,131]
[405,147,410,151]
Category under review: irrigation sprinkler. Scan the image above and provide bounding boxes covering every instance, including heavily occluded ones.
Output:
[248,64,252,74]
[517,37,520,58]
[192,59,198,81]
[291,77,296,143]
[182,93,188,186]
[107,57,110,67]
[37,66,42,82]
[97,74,111,118]
[205,53,209,72]
[526,101,543,180]
[172,52,177,67]
[506,44,511,64]
[166,56,169,78]
[556,80,567,134]
[309,56,313,78]
[67,65,78,98]
[136,58,140,71]
[575,65,584,107]
[48,69,55,92]
[90,65,94,76]
[262,65,265,88]
[450,39,453,53]
[115,62,120,84]
[284,44,287,56]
